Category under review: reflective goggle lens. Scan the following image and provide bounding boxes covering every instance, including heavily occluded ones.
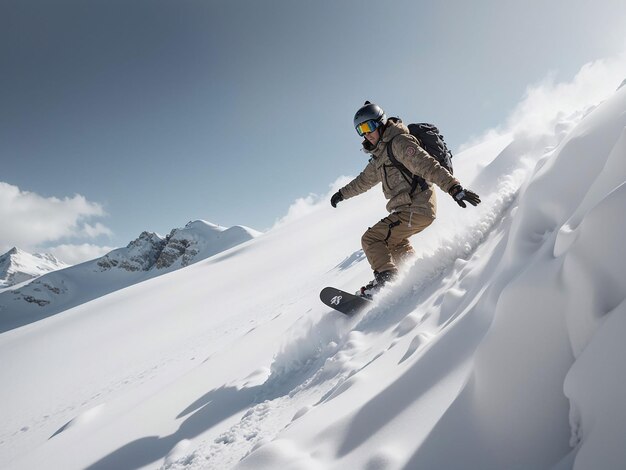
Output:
[356,120,379,136]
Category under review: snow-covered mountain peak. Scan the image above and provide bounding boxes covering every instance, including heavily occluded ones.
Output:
[96,219,262,273]
[155,220,262,271]
[98,231,165,272]
[133,231,163,244]
[178,220,261,239]
[0,247,67,288]
[183,219,224,232]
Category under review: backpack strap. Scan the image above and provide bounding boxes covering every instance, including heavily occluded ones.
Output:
[386,136,428,194]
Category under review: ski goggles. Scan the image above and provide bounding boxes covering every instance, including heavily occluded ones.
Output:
[355,119,380,136]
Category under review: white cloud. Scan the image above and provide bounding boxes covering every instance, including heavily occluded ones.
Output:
[460,53,626,150]
[0,182,114,253]
[273,176,353,228]
[81,222,114,238]
[48,243,116,265]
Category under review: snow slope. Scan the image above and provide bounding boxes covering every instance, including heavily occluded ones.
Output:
[0,220,260,332]
[0,248,67,289]
[0,86,625,470]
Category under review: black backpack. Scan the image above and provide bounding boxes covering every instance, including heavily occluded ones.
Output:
[387,122,454,194]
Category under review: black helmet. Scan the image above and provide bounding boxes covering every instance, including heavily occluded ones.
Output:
[353,101,387,132]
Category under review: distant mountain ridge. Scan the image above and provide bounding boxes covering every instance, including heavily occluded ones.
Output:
[0,220,261,332]
[0,247,67,288]
[97,220,261,273]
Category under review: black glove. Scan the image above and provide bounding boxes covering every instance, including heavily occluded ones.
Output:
[330,190,344,208]
[449,185,481,208]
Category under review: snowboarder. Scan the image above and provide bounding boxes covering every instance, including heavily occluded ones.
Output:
[330,101,481,298]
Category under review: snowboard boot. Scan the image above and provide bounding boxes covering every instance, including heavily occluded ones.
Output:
[358,269,398,299]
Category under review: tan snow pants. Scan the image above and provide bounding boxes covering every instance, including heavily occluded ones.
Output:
[361,211,434,273]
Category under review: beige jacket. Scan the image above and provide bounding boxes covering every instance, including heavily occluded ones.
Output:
[339,119,460,218]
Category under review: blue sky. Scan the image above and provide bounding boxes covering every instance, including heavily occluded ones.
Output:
[1,0,625,263]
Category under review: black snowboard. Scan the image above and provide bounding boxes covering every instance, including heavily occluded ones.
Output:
[320,287,372,316]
